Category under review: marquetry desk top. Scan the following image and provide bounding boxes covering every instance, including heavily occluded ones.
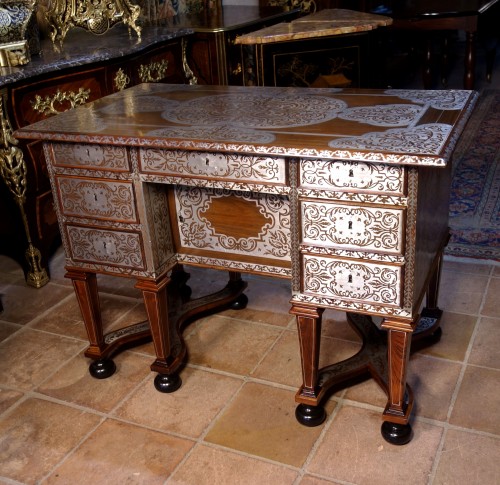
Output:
[16,83,476,167]
[235,9,393,45]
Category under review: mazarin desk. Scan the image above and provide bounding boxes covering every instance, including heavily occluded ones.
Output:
[15,84,477,445]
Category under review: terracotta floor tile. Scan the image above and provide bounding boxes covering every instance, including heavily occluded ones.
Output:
[44,419,193,484]
[469,317,500,369]
[300,476,343,485]
[493,266,500,277]
[307,406,443,485]
[407,354,462,421]
[344,377,388,408]
[0,329,86,391]
[438,270,489,315]
[415,311,476,361]
[0,398,101,484]
[0,282,73,325]
[184,315,282,375]
[205,382,333,467]
[0,321,20,343]
[482,277,500,318]
[441,259,494,275]
[0,387,24,415]
[449,366,500,434]
[114,367,242,438]
[433,429,500,485]
[0,256,28,285]
[170,444,298,484]
[37,350,151,413]
[322,310,363,342]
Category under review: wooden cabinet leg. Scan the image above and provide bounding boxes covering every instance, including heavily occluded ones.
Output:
[291,304,326,427]
[66,269,116,378]
[136,275,183,393]
[381,317,415,445]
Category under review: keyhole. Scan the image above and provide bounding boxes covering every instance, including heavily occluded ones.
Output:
[179,216,185,223]
[348,169,354,177]
[206,158,210,166]
[86,148,90,157]
[94,193,98,202]
[348,274,353,283]
[103,242,107,250]
[348,221,353,230]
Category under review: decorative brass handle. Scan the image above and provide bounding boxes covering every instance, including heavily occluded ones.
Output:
[31,88,91,116]
[114,68,131,91]
[138,60,169,83]
[232,63,242,76]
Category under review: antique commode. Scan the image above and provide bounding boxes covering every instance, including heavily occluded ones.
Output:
[15,84,477,445]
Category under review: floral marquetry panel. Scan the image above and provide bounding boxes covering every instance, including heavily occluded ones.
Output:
[299,159,406,195]
[301,254,402,306]
[51,143,130,172]
[139,149,287,185]
[65,225,145,269]
[173,186,291,267]
[301,201,405,254]
[55,177,138,223]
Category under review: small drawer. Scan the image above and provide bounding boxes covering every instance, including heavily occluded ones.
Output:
[301,200,405,254]
[51,143,129,172]
[139,149,287,185]
[299,159,406,195]
[55,177,138,223]
[302,254,402,306]
[66,225,145,270]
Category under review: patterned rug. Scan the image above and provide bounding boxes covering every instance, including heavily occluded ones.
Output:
[446,89,500,261]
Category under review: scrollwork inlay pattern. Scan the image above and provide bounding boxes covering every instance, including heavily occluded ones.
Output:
[300,159,405,194]
[52,143,129,171]
[301,202,404,254]
[67,226,144,269]
[140,149,286,184]
[57,178,137,222]
[302,255,401,305]
[175,187,291,260]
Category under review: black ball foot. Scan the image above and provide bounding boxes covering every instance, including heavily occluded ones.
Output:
[154,373,182,393]
[89,359,116,379]
[295,403,326,427]
[230,293,248,310]
[381,421,413,445]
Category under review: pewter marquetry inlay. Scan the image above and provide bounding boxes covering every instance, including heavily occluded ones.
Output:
[302,255,401,306]
[384,89,472,110]
[57,177,137,222]
[52,143,129,171]
[299,159,405,194]
[67,226,144,269]
[328,123,452,155]
[338,104,424,127]
[301,201,404,254]
[175,187,291,260]
[160,93,347,128]
[140,149,286,184]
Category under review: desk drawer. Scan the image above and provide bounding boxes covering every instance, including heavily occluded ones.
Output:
[139,149,287,185]
[65,225,145,270]
[302,254,402,306]
[51,143,130,172]
[301,200,404,254]
[299,159,405,195]
[56,177,138,223]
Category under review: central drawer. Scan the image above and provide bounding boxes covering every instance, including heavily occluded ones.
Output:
[139,149,288,186]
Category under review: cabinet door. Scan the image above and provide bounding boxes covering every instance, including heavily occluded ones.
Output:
[10,67,108,127]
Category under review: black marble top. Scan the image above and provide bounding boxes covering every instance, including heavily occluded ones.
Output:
[0,24,192,87]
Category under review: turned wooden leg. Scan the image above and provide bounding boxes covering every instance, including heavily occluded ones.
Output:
[380,317,415,445]
[136,274,183,393]
[66,269,116,379]
[291,304,326,427]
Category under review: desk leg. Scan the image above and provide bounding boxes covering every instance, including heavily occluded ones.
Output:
[136,273,183,393]
[66,269,116,379]
[381,317,414,445]
[291,304,327,427]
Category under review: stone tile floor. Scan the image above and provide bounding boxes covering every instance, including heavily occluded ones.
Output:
[0,247,499,484]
